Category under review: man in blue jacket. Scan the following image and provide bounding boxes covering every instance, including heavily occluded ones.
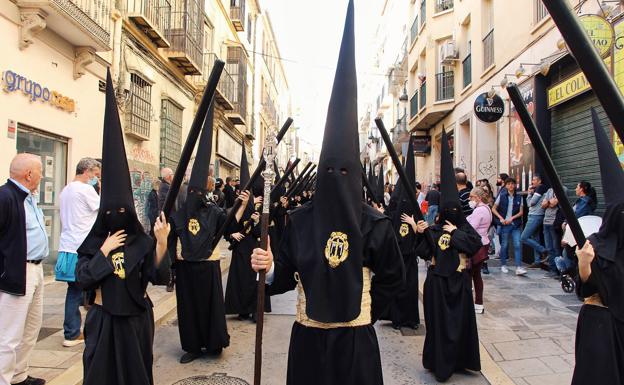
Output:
[0,153,48,385]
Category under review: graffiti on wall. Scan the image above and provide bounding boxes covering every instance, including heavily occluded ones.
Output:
[130,170,154,232]
[129,144,156,164]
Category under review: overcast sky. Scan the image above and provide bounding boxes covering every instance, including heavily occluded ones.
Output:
[261,0,381,148]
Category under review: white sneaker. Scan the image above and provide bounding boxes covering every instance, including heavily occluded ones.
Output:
[62,333,84,347]
[501,266,509,274]
[474,304,484,314]
[516,267,528,276]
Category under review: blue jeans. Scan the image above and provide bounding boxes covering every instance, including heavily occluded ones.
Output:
[521,215,546,263]
[427,205,439,225]
[63,282,82,339]
[543,224,560,272]
[498,224,522,267]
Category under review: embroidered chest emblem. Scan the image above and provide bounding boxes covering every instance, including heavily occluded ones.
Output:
[438,233,451,251]
[325,232,349,268]
[188,218,200,236]
[399,223,410,237]
[111,252,126,279]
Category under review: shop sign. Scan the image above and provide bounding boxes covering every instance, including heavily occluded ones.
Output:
[2,70,76,113]
[473,93,505,123]
[547,71,591,108]
[217,130,242,166]
[7,119,16,139]
[412,135,432,156]
[579,14,615,58]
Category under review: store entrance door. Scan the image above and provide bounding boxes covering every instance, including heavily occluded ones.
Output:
[16,124,68,264]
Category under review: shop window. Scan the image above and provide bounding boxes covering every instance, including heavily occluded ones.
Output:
[127,73,152,140]
[160,99,183,169]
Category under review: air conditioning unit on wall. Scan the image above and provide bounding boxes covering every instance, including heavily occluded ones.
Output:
[440,40,459,65]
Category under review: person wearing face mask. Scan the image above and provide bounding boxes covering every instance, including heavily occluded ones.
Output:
[466,187,493,314]
[225,143,271,322]
[572,109,624,384]
[75,72,172,385]
[168,104,250,364]
[251,4,405,383]
[413,129,482,383]
[56,157,101,348]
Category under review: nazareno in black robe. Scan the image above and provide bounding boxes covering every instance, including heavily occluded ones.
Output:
[76,233,171,385]
[169,201,230,353]
[415,222,482,382]
[267,203,405,385]
[224,203,271,316]
[571,204,624,385]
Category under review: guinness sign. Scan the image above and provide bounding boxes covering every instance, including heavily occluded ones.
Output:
[474,92,504,123]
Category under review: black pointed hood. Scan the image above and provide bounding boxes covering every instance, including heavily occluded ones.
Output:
[376,162,385,204]
[591,108,624,206]
[392,138,417,253]
[239,141,250,188]
[438,128,465,225]
[188,102,214,192]
[367,161,376,201]
[299,0,363,323]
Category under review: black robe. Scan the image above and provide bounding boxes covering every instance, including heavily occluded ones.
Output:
[268,203,405,385]
[572,254,624,384]
[76,236,170,385]
[224,212,271,315]
[169,203,230,353]
[415,224,482,382]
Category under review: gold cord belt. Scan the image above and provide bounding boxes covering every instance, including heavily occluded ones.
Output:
[294,268,372,329]
[584,293,607,308]
[430,254,468,272]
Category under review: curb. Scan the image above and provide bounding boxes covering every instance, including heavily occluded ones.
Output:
[417,275,515,385]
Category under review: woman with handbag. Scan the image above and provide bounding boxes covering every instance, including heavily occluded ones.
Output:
[467,187,493,314]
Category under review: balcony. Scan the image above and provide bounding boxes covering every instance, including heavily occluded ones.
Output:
[462,54,472,88]
[410,16,419,45]
[226,46,248,125]
[410,79,453,131]
[190,52,235,110]
[410,91,418,119]
[436,71,454,101]
[419,83,426,111]
[261,91,278,129]
[435,0,453,13]
[230,0,245,32]
[127,0,171,48]
[165,1,203,75]
[483,29,494,70]
[16,0,112,51]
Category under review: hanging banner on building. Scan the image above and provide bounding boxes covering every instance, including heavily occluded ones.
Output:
[474,92,505,122]
[509,80,536,192]
[412,135,432,156]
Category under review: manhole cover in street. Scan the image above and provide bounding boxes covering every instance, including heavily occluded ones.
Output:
[172,373,249,385]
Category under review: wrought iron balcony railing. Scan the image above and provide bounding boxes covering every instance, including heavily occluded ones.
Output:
[126,0,171,47]
[436,71,454,101]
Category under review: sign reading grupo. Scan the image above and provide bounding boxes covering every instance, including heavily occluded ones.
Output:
[474,92,505,123]
[2,70,76,113]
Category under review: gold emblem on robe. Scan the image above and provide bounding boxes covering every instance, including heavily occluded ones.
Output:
[111,252,126,279]
[325,232,349,268]
[188,218,200,236]
[438,233,451,251]
[399,223,410,237]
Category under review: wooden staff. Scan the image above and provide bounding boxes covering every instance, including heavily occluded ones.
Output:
[361,167,380,205]
[285,163,316,199]
[375,118,435,248]
[162,60,224,216]
[506,83,586,246]
[211,118,293,248]
[254,131,277,385]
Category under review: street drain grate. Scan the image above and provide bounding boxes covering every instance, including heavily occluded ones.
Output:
[172,373,250,385]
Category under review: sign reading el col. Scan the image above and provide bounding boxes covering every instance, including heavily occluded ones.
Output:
[2,70,76,113]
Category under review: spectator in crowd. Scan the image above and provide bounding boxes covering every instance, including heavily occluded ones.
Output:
[455,167,473,189]
[425,183,440,225]
[521,174,549,268]
[384,183,392,207]
[492,178,526,275]
[90,162,101,195]
[456,172,473,216]
[415,181,425,206]
[223,176,236,209]
[55,158,101,348]
[467,187,493,314]
[158,167,174,212]
[495,173,509,196]
[146,179,160,235]
[0,153,47,385]
[214,178,226,208]
[541,187,562,278]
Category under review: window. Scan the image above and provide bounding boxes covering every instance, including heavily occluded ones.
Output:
[160,99,183,169]
[463,40,472,88]
[420,0,426,27]
[127,73,152,139]
[410,90,419,118]
[247,16,253,43]
[534,0,548,23]
[482,0,494,70]
[435,0,453,13]
[411,15,419,44]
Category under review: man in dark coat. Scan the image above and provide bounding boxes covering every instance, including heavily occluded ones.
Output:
[168,103,249,363]
[251,3,405,383]
[75,71,171,385]
[223,177,236,209]
[0,153,47,385]
[414,128,482,382]
[572,109,624,384]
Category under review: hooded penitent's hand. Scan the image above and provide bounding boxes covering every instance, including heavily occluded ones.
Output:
[280,196,288,208]
[251,237,273,273]
[578,240,595,283]
[238,190,250,206]
[416,220,429,234]
[442,221,457,234]
[100,230,126,257]
[154,212,170,245]
[401,213,416,227]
